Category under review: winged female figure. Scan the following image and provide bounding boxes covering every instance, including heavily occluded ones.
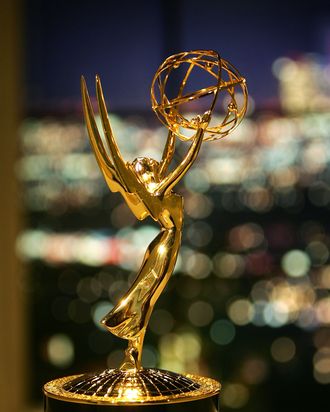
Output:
[81,76,210,371]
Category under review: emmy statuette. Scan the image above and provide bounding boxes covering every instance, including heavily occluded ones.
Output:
[44,50,248,411]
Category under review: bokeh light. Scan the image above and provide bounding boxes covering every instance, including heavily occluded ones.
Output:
[46,334,74,368]
[222,383,250,409]
[270,337,296,363]
[281,250,311,278]
[210,319,236,345]
[16,48,330,409]
[227,299,254,325]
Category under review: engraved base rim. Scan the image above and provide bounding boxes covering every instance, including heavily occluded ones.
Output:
[43,368,221,406]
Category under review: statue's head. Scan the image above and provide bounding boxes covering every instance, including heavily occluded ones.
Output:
[132,157,160,191]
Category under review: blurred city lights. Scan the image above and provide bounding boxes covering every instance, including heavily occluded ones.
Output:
[159,332,201,374]
[18,52,330,399]
[222,383,250,409]
[270,337,296,363]
[188,301,214,327]
[213,253,245,278]
[281,250,311,278]
[210,319,236,345]
[46,334,74,368]
[240,357,269,385]
[227,299,254,325]
[313,347,330,384]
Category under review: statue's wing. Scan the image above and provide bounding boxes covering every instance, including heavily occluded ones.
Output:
[81,76,150,220]
[81,76,130,194]
[95,75,142,195]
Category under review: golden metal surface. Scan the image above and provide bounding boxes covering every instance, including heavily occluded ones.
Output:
[80,50,247,374]
[151,50,248,141]
[44,370,220,406]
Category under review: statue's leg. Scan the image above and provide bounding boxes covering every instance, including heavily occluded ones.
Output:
[119,331,146,371]
[101,227,181,368]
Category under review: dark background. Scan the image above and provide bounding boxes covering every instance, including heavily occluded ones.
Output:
[25,0,330,111]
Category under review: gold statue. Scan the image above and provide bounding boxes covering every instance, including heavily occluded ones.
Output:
[43,50,247,411]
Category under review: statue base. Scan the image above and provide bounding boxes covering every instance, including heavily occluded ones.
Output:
[43,368,220,411]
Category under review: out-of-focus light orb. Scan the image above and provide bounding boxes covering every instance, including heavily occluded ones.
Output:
[92,301,114,330]
[313,347,330,384]
[185,252,212,279]
[159,332,201,374]
[185,193,214,219]
[149,309,174,335]
[308,182,330,207]
[240,357,269,385]
[228,223,264,252]
[300,221,324,244]
[188,301,214,327]
[75,234,110,267]
[272,57,295,79]
[16,229,46,260]
[270,337,296,363]
[242,186,274,212]
[297,308,317,329]
[187,221,213,248]
[222,383,250,409]
[270,167,298,189]
[213,253,245,278]
[210,319,236,345]
[306,241,329,266]
[227,299,254,325]
[252,300,268,326]
[264,302,289,327]
[47,333,74,367]
[179,332,202,361]
[207,159,243,186]
[246,95,255,116]
[319,266,330,289]
[250,281,270,302]
[281,250,311,277]
[184,169,210,193]
[315,298,330,325]
[313,328,330,349]
[303,141,327,174]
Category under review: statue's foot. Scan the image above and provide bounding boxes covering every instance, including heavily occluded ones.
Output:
[101,310,143,339]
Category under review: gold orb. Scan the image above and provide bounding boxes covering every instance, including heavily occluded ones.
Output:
[151,50,248,141]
